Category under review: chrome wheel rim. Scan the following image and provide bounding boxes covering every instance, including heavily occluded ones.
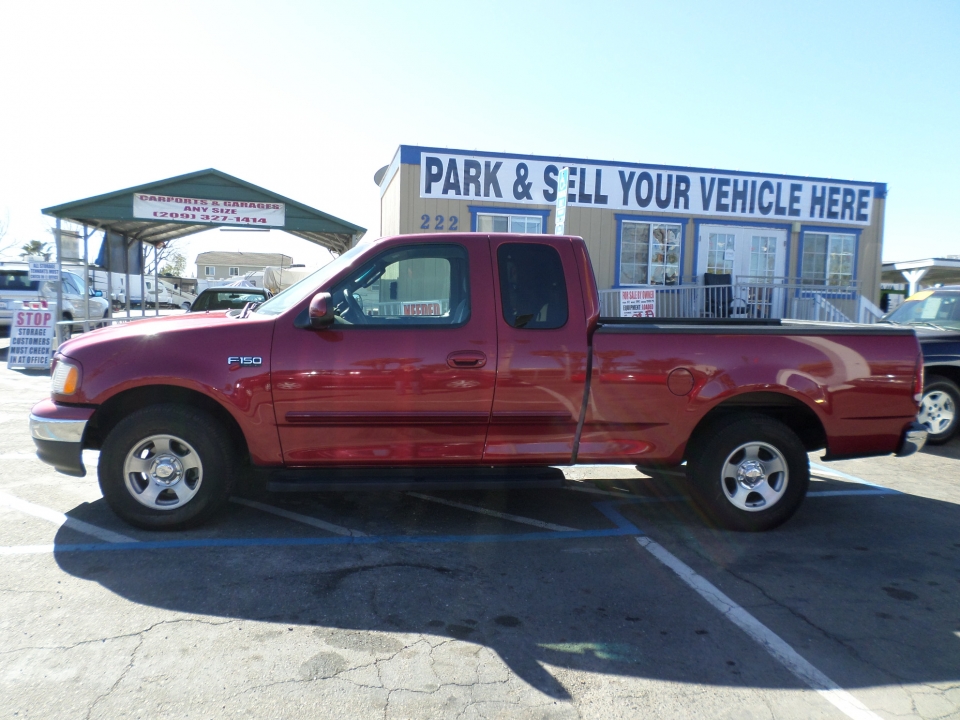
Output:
[919,390,956,436]
[720,441,789,512]
[123,434,203,510]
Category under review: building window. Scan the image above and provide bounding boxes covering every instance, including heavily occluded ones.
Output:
[477,213,541,234]
[204,266,214,276]
[748,235,779,280]
[802,232,855,286]
[619,221,681,285]
[705,232,735,275]
[229,267,240,276]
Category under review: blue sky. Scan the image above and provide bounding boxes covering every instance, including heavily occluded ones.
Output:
[1,0,957,271]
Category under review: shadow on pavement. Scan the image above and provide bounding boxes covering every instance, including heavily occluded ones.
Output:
[53,481,960,699]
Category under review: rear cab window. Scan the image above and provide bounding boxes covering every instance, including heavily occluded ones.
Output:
[0,270,40,292]
[497,243,568,329]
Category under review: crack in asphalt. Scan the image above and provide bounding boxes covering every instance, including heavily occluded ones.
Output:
[0,617,233,657]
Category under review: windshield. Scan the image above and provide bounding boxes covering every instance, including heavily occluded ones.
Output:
[884,291,960,329]
[255,243,369,316]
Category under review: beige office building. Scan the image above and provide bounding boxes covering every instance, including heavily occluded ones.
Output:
[377,145,887,321]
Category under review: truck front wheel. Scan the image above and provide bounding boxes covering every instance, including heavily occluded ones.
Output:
[687,414,809,532]
[98,404,236,530]
[918,375,959,445]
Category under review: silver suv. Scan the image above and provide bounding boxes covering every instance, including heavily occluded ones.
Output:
[0,263,110,338]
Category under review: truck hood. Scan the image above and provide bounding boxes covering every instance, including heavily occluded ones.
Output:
[54,310,277,406]
[58,311,237,354]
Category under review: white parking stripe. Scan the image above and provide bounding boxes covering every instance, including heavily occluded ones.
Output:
[636,536,883,720]
[0,544,57,556]
[229,497,366,537]
[0,491,137,544]
[407,492,577,531]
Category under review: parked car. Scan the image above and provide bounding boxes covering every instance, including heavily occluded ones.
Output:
[0,262,109,338]
[188,287,270,312]
[881,286,960,444]
[31,233,925,532]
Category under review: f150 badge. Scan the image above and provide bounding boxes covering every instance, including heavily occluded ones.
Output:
[227,356,262,366]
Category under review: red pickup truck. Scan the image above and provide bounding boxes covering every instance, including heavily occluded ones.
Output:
[30,233,927,532]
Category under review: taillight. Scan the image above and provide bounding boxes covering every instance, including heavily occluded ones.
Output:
[913,354,924,405]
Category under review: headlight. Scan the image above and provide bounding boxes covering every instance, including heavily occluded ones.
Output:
[51,359,80,395]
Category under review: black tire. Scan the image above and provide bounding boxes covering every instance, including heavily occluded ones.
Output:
[98,404,237,530]
[687,414,809,532]
[918,375,960,445]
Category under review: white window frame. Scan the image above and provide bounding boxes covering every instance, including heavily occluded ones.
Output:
[619,220,682,286]
[204,266,215,277]
[476,213,542,234]
[801,232,856,287]
[229,267,240,276]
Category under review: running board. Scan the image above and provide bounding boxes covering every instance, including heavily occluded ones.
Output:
[255,466,566,493]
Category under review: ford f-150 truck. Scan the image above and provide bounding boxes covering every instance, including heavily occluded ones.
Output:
[30,233,927,532]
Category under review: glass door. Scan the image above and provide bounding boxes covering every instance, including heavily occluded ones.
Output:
[698,226,787,318]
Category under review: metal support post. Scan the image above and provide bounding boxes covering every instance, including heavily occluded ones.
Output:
[154,245,160,316]
[140,241,146,317]
[106,232,113,320]
[124,235,131,318]
[82,224,90,332]
[55,218,63,344]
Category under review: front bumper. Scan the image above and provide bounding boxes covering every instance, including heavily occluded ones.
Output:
[29,399,94,477]
[896,421,928,458]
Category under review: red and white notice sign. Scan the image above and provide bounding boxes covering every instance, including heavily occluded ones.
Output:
[620,289,656,318]
[132,193,285,227]
[402,301,443,316]
[7,301,55,369]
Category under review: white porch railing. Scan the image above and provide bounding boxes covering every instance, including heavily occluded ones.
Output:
[599,277,867,322]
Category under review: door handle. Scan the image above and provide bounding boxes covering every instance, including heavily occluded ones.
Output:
[447,351,487,368]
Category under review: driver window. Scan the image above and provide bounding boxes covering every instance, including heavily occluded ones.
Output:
[328,244,470,327]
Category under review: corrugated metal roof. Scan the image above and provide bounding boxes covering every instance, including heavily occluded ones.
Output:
[42,169,365,254]
[195,251,292,267]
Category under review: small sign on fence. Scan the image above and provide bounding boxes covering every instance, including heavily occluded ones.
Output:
[7,301,56,369]
[28,261,59,282]
[402,301,443,316]
[620,288,656,318]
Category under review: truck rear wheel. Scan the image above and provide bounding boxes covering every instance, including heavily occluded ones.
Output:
[98,404,236,530]
[687,414,809,532]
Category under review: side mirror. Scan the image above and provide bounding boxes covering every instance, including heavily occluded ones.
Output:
[295,292,334,329]
[93,290,103,297]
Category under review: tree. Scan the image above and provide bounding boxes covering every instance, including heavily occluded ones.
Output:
[160,251,187,277]
[20,240,52,261]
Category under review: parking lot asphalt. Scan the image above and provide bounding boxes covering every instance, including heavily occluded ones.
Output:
[2,336,959,719]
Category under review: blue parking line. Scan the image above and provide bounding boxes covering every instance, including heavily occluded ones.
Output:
[8,482,899,556]
[41,523,642,555]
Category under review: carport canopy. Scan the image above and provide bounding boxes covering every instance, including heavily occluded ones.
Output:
[882,257,960,295]
[42,169,366,254]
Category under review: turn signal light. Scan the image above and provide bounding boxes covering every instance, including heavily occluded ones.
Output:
[52,360,80,396]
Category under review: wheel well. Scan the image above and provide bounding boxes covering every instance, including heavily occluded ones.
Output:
[686,392,827,457]
[925,365,960,389]
[84,385,249,462]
